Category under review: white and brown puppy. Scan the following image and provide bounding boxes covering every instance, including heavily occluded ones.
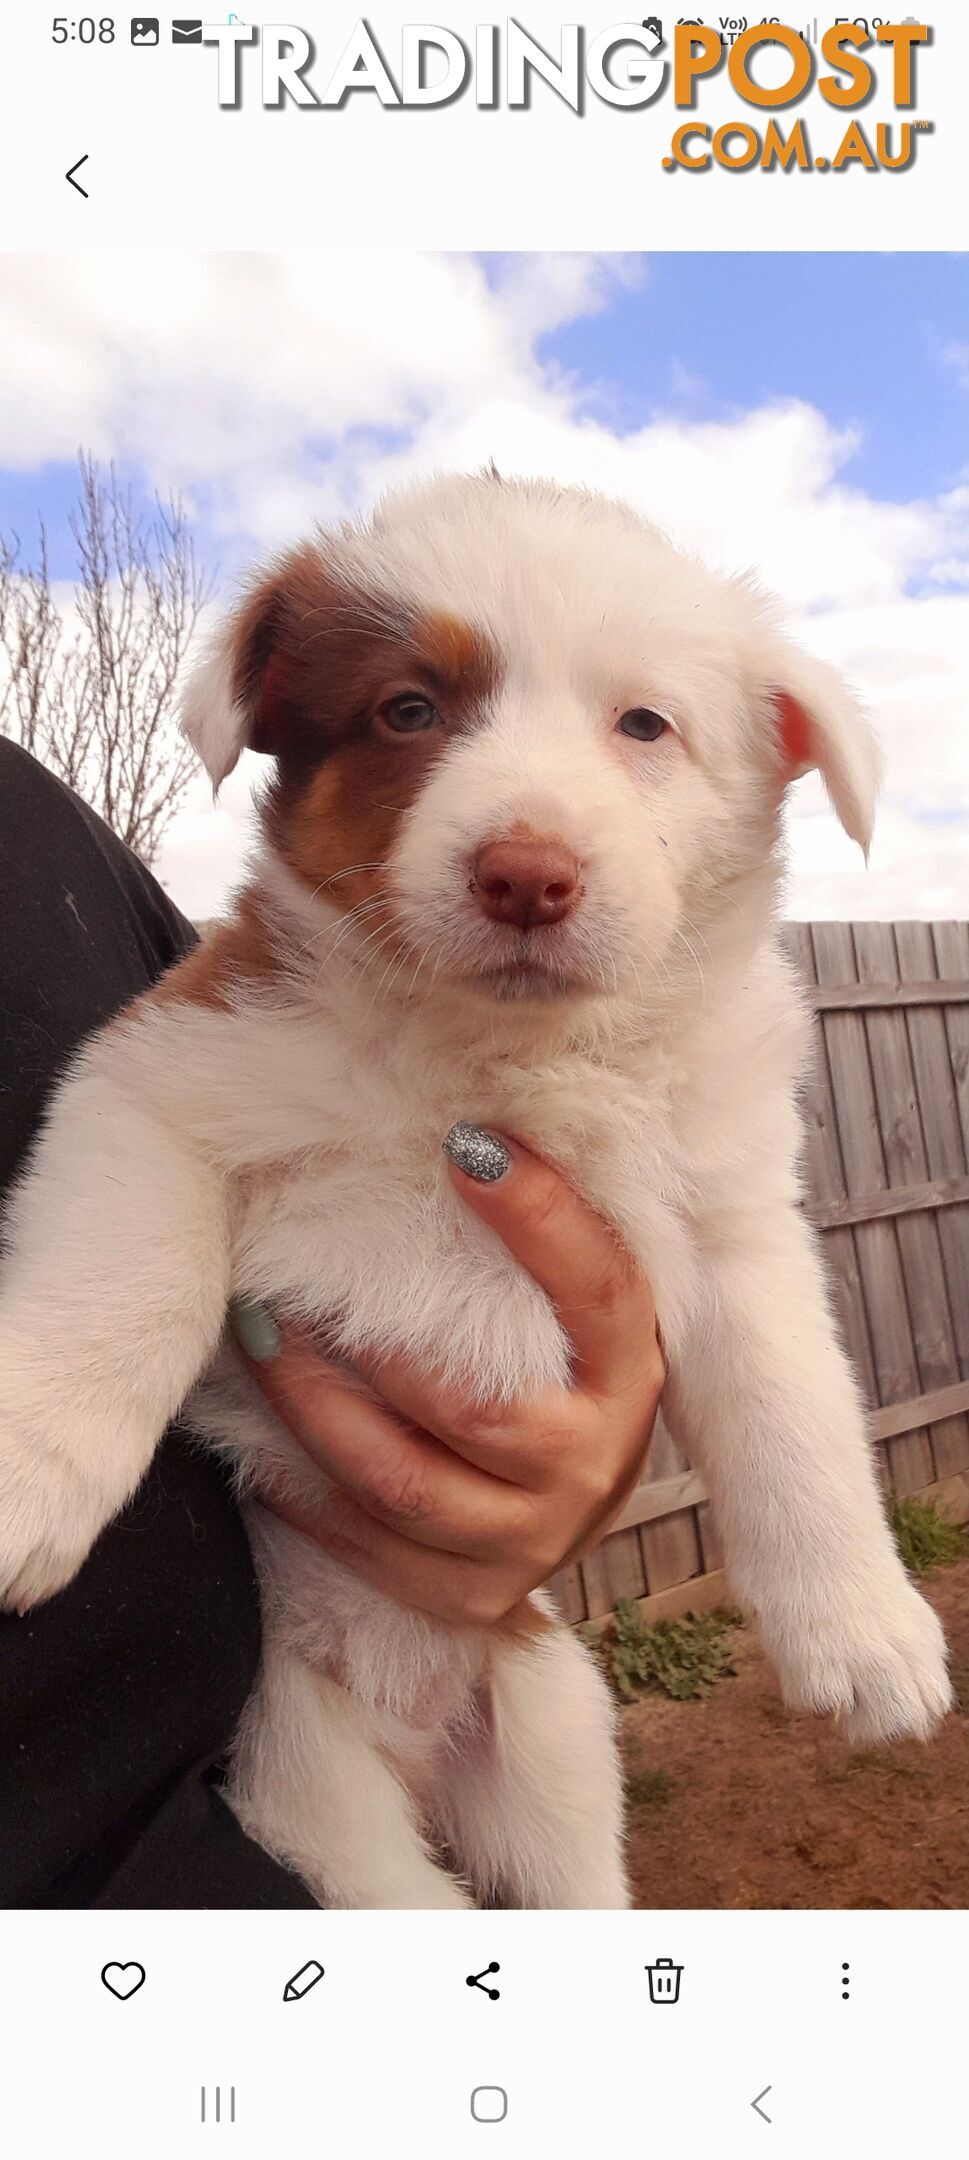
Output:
[0,473,951,1908]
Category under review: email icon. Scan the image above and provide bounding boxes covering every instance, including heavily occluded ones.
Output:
[172,18,203,40]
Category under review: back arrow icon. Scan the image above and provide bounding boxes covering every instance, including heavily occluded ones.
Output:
[66,155,89,197]
[751,2086,773,2124]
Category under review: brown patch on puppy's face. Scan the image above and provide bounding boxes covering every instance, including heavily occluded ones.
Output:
[279,724,440,922]
[278,610,497,909]
[233,558,501,939]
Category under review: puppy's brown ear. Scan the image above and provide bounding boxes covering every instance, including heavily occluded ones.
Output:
[771,651,880,856]
[181,548,319,789]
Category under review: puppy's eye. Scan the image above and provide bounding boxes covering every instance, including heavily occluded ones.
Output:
[617,707,668,743]
[380,692,438,734]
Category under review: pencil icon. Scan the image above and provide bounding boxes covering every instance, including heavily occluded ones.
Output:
[283,1958,325,2002]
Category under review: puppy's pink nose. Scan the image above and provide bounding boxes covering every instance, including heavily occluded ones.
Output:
[471,837,580,930]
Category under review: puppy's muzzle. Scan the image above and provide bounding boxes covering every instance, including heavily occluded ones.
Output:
[470,837,580,931]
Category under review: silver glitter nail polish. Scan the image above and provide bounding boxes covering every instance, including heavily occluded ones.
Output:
[443,1122,511,1183]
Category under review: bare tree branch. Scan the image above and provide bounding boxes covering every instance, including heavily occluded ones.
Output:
[0,453,214,865]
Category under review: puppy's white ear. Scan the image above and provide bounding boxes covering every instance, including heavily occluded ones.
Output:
[180,548,317,790]
[180,625,248,789]
[771,652,880,855]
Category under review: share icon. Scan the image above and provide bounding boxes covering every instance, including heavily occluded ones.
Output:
[466,1961,501,2000]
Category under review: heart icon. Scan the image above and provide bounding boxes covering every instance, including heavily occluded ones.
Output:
[101,1961,146,2000]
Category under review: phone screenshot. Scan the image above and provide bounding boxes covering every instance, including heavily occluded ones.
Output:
[0,6,966,2154]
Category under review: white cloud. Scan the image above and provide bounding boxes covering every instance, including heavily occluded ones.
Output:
[0,253,624,544]
[2,251,967,922]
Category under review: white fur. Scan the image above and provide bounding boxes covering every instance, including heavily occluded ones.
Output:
[0,476,948,1909]
[181,631,250,790]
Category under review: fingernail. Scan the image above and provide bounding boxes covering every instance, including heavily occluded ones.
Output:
[443,1122,511,1183]
[232,1296,281,1363]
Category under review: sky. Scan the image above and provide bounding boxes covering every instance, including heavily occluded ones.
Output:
[0,250,966,922]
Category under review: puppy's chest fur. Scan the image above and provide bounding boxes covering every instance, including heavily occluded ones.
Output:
[140,961,795,1731]
[180,1016,697,1734]
[220,1022,700,1402]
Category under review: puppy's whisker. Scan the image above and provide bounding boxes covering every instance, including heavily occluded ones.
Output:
[324,909,389,968]
[296,895,386,964]
[329,896,387,938]
[672,924,708,1010]
[680,914,713,963]
[383,948,416,1003]
[363,935,413,1013]
[428,939,449,995]
[318,863,385,888]
[353,921,399,969]
[419,940,455,1008]
[403,937,436,1005]
[317,913,396,987]
[370,943,406,1003]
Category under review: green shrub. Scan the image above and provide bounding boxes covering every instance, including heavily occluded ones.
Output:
[891,1498,968,1576]
[591,1600,739,1703]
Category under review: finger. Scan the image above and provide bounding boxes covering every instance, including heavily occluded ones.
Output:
[253,1488,516,1628]
[442,1124,659,1398]
[237,1321,530,1556]
[331,1332,580,1485]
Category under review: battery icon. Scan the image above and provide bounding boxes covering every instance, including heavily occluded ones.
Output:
[645,1957,683,2004]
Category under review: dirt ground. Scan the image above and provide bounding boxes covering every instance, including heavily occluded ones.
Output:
[621,1559,969,1910]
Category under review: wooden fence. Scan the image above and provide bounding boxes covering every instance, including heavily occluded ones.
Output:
[548,921,969,1629]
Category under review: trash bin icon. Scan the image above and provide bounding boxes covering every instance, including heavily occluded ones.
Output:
[645,1957,683,2004]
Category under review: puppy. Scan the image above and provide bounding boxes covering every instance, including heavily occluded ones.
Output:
[0,473,951,1908]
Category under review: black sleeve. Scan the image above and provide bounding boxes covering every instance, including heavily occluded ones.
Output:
[0,740,315,1908]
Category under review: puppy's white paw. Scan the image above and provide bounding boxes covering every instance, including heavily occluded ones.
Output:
[0,1436,107,1612]
[766,1575,953,1744]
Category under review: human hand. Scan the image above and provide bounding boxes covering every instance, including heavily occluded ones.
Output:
[234,1125,664,1626]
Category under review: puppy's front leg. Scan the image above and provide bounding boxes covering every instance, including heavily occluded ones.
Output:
[664,1207,951,1744]
[0,1045,229,1610]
